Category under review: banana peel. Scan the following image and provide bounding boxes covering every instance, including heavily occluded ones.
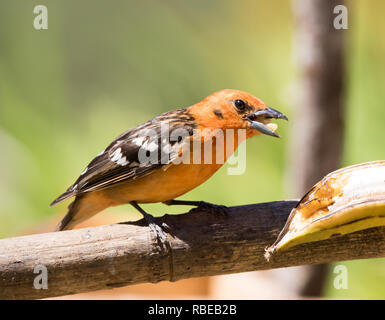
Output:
[265,160,385,260]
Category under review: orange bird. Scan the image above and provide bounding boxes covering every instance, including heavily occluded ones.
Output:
[51,89,287,242]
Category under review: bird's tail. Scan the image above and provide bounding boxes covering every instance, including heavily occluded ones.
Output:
[50,189,76,207]
[54,194,108,231]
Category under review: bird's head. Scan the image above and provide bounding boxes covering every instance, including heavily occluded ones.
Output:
[190,89,288,138]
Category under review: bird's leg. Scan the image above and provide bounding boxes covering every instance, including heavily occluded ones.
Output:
[164,199,229,217]
[130,201,170,249]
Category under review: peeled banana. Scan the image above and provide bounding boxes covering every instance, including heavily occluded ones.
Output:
[266,160,385,259]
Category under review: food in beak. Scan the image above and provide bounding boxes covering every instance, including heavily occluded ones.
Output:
[247,107,288,138]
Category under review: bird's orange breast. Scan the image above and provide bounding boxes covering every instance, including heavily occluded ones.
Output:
[104,162,221,203]
[101,134,242,204]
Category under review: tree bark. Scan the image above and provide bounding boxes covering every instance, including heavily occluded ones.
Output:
[1,201,384,300]
[291,0,345,191]
[289,0,346,296]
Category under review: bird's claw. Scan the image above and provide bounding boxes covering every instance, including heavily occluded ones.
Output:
[144,214,170,250]
[149,222,168,245]
[161,222,171,232]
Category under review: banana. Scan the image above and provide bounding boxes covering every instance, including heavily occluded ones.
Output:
[265,160,385,260]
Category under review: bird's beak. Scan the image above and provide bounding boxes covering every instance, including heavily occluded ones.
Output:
[246,107,288,138]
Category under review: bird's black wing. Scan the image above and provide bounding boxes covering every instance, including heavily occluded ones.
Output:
[50,109,196,206]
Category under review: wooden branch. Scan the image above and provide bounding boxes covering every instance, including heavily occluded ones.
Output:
[1,200,385,299]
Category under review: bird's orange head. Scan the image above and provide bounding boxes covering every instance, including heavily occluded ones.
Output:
[188,89,287,138]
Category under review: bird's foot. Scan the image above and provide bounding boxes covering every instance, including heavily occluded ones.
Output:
[164,199,229,217]
[130,201,171,251]
[189,201,229,217]
[143,213,170,250]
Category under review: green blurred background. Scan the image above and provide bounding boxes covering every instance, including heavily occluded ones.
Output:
[0,0,384,299]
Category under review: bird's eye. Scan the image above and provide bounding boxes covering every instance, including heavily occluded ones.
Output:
[234,99,246,111]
